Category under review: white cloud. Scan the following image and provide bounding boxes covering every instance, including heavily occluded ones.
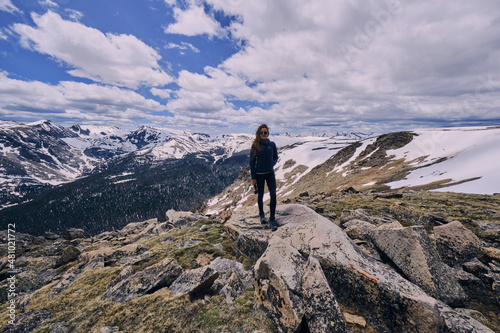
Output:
[194,0,500,132]
[0,0,20,13]
[39,0,58,8]
[0,71,167,125]
[164,5,224,37]
[12,11,173,89]
[165,41,200,53]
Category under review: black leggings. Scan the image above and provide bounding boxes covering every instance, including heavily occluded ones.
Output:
[256,171,277,220]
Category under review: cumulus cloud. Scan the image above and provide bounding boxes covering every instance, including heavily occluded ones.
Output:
[0,71,167,125]
[164,5,224,37]
[185,0,500,132]
[12,11,173,89]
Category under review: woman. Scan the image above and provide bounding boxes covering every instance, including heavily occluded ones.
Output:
[250,124,279,231]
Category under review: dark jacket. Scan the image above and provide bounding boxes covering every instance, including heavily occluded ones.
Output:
[250,139,278,179]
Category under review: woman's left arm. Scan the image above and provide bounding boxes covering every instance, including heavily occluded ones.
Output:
[273,142,278,166]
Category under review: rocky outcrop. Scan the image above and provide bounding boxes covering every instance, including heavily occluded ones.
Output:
[225,204,495,333]
[2,199,498,332]
[105,258,183,303]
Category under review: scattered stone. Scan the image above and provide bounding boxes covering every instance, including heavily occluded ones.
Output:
[195,252,214,266]
[481,247,500,263]
[219,210,232,222]
[99,327,123,333]
[166,209,204,228]
[176,238,201,249]
[226,204,493,332]
[343,312,367,327]
[438,302,495,333]
[340,208,397,227]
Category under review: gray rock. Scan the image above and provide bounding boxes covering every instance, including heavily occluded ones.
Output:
[0,309,51,333]
[340,208,397,226]
[176,238,201,249]
[209,257,253,304]
[169,265,219,296]
[437,302,494,333]
[434,221,481,267]
[166,209,205,228]
[105,258,183,302]
[226,204,494,333]
[48,262,85,298]
[253,236,306,332]
[220,272,250,305]
[55,245,81,268]
[99,327,123,333]
[301,256,346,332]
[370,225,467,307]
[64,228,86,240]
[44,231,61,240]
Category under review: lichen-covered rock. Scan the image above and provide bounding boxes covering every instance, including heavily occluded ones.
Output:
[434,221,481,267]
[105,258,182,302]
[226,204,495,333]
[209,257,253,304]
[253,236,307,332]
[301,256,346,332]
[370,225,467,306]
[169,265,219,296]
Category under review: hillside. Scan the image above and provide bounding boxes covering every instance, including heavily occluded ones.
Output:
[207,126,500,214]
[0,190,499,332]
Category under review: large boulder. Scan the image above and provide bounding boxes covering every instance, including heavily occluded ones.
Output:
[225,204,495,333]
[370,225,467,306]
[434,221,482,267]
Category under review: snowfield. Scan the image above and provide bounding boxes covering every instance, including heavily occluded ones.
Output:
[386,127,500,194]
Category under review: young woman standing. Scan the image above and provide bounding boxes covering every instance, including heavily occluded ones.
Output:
[250,124,279,231]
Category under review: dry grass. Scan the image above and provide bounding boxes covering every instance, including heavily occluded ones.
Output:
[1,219,274,333]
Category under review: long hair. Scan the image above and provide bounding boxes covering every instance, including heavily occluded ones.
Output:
[251,124,268,156]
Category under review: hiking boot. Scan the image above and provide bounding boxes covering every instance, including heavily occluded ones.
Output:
[269,218,278,231]
[259,213,267,224]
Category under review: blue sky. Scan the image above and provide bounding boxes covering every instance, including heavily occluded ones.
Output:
[1,0,500,135]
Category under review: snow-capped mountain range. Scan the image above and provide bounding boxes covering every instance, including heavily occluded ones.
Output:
[0,120,253,206]
[1,119,499,235]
